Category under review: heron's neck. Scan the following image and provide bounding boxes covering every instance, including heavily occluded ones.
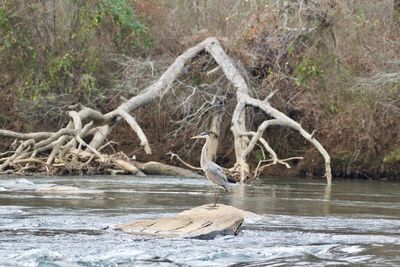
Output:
[200,137,209,168]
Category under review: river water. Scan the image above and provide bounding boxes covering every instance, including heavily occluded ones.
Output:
[0,175,399,266]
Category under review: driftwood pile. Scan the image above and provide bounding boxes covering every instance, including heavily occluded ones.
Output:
[0,37,332,183]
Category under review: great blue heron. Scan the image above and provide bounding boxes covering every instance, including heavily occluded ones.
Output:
[191,132,229,207]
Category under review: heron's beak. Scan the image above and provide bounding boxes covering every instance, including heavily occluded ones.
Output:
[191,135,202,139]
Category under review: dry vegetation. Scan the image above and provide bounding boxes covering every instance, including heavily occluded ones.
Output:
[0,0,399,179]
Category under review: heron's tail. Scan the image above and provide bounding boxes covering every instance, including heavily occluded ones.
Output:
[222,183,230,192]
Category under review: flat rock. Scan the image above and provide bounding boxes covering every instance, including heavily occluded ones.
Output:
[116,204,250,239]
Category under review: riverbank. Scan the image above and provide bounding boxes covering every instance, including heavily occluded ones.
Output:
[0,1,399,179]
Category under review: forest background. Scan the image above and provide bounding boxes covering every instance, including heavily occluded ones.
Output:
[0,0,399,179]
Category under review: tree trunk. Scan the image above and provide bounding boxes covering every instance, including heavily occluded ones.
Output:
[207,107,224,161]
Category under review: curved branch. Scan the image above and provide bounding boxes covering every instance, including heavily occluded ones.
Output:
[0,130,53,140]
[167,151,202,171]
[118,110,151,154]
[88,126,111,150]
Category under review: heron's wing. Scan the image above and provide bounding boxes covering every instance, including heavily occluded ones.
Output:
[204,162,229,191]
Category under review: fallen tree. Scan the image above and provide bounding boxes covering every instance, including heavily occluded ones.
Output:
[0,37,332,184]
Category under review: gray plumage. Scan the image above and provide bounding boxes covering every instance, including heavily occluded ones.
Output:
[204,162,229,191]
[192,132,229,207]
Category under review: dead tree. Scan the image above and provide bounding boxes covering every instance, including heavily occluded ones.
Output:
[0,37,332,184]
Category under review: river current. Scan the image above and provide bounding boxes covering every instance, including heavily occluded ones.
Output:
[0,175,399,266]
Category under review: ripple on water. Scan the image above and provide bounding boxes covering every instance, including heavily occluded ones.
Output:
[9,248,66,266]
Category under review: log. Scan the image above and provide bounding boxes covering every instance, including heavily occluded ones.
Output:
[141,161,202,177]
[116,204,251,239]
[113,159,146,176]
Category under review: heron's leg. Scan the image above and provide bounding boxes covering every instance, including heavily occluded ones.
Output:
[215,189,220,207]
[208,185,217,209]
[212,185,217,208]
